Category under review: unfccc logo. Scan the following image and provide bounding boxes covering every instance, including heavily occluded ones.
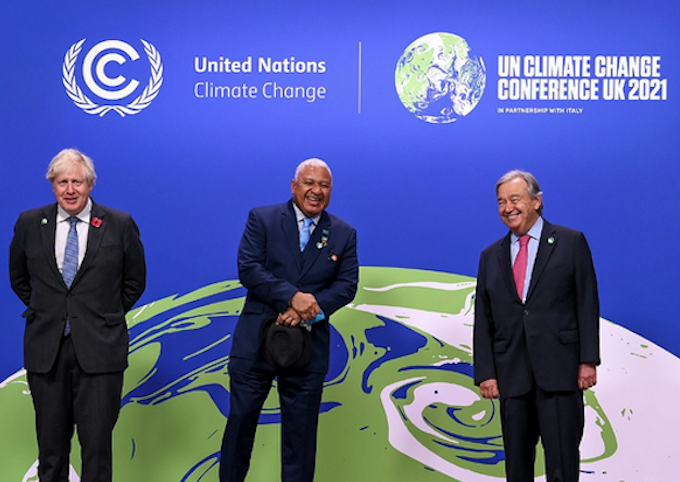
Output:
[62,39,163,116]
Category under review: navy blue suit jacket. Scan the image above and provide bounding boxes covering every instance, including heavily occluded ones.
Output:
[230,201,359,374]
[9,201,146,374]
[473,220,600,398]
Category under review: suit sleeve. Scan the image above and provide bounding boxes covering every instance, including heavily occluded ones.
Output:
[121,215,146,313]
[313,227,359,317]
[237,209,300,313]
[574,232,600,365]
[473,251,497,385]
[9,214,32,307]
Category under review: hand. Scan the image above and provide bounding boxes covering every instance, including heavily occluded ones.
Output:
[578,363,597,390]
[277,307,302,327]
[480,379,500,399]
[290,292,320,321]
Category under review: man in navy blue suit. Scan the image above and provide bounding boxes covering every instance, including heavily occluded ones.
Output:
[474,170,600,482]
[220,158,359,482]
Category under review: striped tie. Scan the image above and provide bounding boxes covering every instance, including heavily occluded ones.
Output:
[62,216,79,335]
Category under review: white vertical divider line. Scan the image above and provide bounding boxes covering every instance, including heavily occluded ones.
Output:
[358,41,362,114]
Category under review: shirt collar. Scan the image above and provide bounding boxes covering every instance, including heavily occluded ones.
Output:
[57,198,92,223]
[292,201,321,225]
[511,216,543,244]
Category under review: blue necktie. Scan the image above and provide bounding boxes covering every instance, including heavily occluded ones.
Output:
[299,218,313,251]
[62,216,79,335]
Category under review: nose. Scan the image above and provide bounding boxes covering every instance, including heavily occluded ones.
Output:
[504,201,518,214]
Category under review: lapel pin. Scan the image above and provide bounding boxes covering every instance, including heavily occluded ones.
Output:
[91,217,102,228]
[40,218,48,225]
[317,229,329,249]
[547,236,555,245]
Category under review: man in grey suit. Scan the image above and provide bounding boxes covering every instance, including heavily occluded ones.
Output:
[474,169,600,482]
[9,148,146,482]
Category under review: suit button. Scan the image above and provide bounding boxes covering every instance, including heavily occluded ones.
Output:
[523,310,529,316]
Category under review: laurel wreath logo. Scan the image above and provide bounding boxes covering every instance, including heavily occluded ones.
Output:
[62,39,163,117]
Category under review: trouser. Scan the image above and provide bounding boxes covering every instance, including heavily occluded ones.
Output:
[27,336,124,482]
[220,357,325,482]
[500,383,584,482]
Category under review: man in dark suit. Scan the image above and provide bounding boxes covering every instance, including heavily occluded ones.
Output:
[9,148,146,482]
[220,158,359,482]
[473,169,599,482]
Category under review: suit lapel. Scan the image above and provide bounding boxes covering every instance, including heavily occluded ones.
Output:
[281,202,303,272]
[300,211,331,278]
[526,220,557,301]
[497,233,518,300]
[40,204,63,285]
[71,202,106,287]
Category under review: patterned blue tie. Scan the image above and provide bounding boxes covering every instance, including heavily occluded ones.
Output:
[299,217,313,251]
[62,216,79,335]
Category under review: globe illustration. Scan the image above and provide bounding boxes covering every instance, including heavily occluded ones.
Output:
[1,267,679,481]
[395,32,486,124]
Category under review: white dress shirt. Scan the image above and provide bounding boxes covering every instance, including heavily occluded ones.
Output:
[55,199,91,275]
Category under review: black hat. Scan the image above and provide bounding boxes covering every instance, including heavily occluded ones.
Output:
[261,318,311,370]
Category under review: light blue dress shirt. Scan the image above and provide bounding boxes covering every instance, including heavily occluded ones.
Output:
[292,202,320,235]
[510,216,543,302]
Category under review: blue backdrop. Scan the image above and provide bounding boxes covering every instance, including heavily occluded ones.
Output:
[1,0,678,419]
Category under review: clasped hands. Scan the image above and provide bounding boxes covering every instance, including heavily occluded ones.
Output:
[277,292,321,327]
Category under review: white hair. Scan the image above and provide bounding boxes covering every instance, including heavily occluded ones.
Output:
[294,158,333,185]
[46,148,97,186]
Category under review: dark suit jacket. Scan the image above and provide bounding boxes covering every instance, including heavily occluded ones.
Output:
[230,201,359,374]
[9,201,146,374]
[473,220,599,398]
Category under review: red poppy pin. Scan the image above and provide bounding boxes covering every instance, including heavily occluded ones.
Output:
[91,217,102,228]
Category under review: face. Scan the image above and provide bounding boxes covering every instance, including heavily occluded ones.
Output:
[52,163,93,216]
[291,165,332,217]
[497,177,542,236]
